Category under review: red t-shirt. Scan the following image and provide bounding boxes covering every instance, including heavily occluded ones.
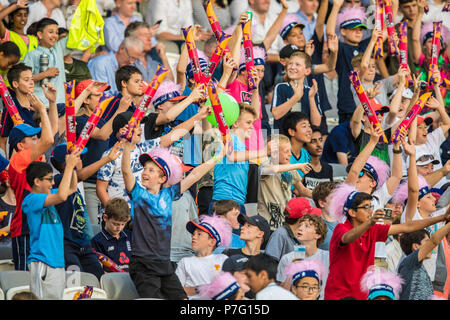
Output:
[8,148,42,238]
[324,219,390,300]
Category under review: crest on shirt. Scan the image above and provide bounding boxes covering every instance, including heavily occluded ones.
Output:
[108,246,115,251]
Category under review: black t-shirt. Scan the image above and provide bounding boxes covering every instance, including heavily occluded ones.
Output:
[310,31,331,113]
[303,162,333,190]
[54,174,91,247]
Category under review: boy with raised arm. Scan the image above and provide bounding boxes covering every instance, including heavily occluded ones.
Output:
[121,137,227,299]
[23,149,81,299]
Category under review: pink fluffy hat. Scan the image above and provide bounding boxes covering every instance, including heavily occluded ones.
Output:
[283,258,327,287]
[138,148,190,186]
[360,266,404,300]
[391,174,431,205]
[152,80,186,109]
[198,271,240,300]
[337,6,368,30]
[239,46,267,72]
[186,214,233,248]
[279,13,305,39]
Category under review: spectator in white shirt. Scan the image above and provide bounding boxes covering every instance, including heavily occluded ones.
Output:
[25,0,66,33]
[146,0,211,54]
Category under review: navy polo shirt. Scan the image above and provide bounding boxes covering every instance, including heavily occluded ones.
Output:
[91,227,132,272]
[0,89,38,137]
[336,37,371,116]
[321,121,356,164]
[271,80,318,135]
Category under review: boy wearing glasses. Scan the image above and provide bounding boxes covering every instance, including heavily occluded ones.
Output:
[22,150,81,299]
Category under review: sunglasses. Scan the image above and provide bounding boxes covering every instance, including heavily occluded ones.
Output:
[417,154,435,162]
[40,176,54,182]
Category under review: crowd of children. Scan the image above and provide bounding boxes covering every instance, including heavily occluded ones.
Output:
[0,0,448,301]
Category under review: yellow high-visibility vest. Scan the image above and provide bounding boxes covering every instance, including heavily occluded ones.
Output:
[9,31,38,61]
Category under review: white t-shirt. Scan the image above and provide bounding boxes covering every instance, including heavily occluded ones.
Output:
[373,183,393,258]
[147,0,194,36]
[25,2,67,32]
[400,207,447,281]
[248,9,285,55]
[276,249,329,300]
[402,127,446,187]
[256,282,299,300]
[175,254,228,288]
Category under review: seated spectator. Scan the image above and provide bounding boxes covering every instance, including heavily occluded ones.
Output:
[243,253,298,300]
[258,133,311,230]
[277,213,329,299]
[24,0,66,32]
[222,254,254,299]
[0,1,38,61]
[63,52,91,85]
[282,258,327,300]
[360,266,404,300]
[321,120,357,166]
[311,181,338,250]
[87,36,144,96]
[265,197,315,261]
[0,41,21,87]
[211,200,245,251]
[147,0,208,54]
[125,21,174,82]
[176,215,232,297]
[192,0,232,33]
[91,198,132,272]
[294,0,319,42]
[223,213,270,258]
[197,271,245,300]
[103,0,142,52]
[303,127,333,190]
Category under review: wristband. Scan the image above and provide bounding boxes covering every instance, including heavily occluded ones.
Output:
[393,147,403,154]
[212,154,221,163]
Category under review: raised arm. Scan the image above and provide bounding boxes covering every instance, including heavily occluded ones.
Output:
[341,209,385,244]
[0,0,28,38]
[308,79,321,127]
[159,103,211,148]
[42,83,59,137]
[312,33,338,75]
[43,149,80,207]
[121,140,136,193]
[411,0,426,64]
[155,84,206,126]
[262,0,288,50]
[326,0,343,37]
[180,138,227,193]
[402,138,418,222]
[27,94,54,161]
[386,137,404,195]
[77,141,122,182]
[315,0,329,41]
[345,124,383,185]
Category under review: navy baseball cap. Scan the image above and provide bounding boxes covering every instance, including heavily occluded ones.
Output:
[9,123,41,151]
[340,18,368,29]
[51,143,88,164]
[222,254,249,272]
[238,213,270,246]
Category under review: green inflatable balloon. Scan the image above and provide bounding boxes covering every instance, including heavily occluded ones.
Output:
[205,92,240,128]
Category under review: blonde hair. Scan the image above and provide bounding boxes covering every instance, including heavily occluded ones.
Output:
[238,103,257,119]
[268,134,291,146]
[289,51,312,69]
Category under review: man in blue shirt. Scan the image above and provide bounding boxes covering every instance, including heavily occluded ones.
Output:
[295,0,319,41]
[103,0,142,52]
[88,36,144,96]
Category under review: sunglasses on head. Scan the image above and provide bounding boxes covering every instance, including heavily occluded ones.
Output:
[375,110,385,116]
[417,154,435,162]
